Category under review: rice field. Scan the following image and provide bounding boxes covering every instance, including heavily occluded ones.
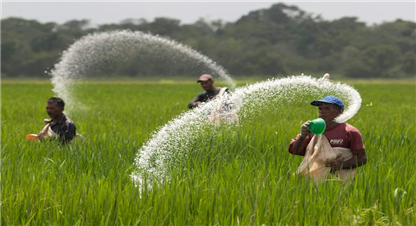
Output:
[1,79,415,225]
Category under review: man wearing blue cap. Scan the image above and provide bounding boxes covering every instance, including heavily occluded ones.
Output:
[289,95,367,177]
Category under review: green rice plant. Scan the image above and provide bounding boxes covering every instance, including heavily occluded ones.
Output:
[1,80,415,225]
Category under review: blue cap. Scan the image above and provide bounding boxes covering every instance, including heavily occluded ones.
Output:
[311,95,344,109]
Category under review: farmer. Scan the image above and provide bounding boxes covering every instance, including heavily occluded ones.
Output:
[37,97,77,144]
[188,74,230,109]
[289,95,367,180]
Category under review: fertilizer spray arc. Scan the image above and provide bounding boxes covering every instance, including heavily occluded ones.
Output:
[49,30,235,112]
[46,31,362,184]
[131,75,362,183]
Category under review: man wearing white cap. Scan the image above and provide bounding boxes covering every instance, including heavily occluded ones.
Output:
[188,74,229,109]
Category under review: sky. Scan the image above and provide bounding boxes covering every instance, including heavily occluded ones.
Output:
[1,1,415,27]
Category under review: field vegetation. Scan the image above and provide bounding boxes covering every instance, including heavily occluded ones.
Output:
[1,79,415,225]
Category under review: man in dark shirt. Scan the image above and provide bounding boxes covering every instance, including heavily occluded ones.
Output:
[37,97,76,144]
[188,74,229,109]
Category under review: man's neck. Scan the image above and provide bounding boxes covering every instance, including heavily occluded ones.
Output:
[51,114,64,124]
[207,86,218,92]
[326,121,339,130]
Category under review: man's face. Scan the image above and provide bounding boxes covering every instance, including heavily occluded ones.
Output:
[46,102,63,119]
[200,80,213,91]
[318,103,343,123]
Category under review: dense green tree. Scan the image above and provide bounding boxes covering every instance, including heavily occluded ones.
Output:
[144,17,182,37]
[1,3,415,78]
[401,51,416,75]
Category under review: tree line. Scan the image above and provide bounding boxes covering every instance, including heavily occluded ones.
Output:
[2,3,415,79]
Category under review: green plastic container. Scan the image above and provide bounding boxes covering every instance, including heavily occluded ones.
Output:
[309,118,326,135]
